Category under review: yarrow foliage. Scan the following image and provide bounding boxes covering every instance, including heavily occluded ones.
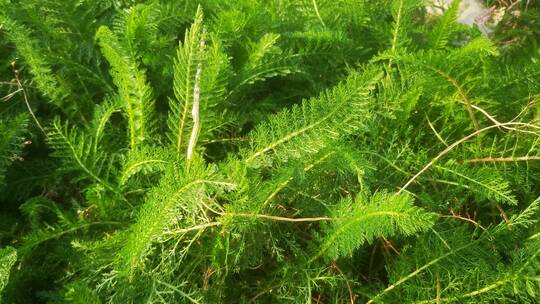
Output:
[0,0,539,303]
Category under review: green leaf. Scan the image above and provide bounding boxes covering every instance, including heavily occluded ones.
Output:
[232,33,299,91]
[243,65,382,166]
[0,13,71,107]
[47,117,118,193]
[117,159,234,279]
[0,246,17,294]
[96,25,155,150]
[437,164,519,206]
[429,0,462,49]
[315,191,435,261]
[0,113,27,188]
[168,5,206,159]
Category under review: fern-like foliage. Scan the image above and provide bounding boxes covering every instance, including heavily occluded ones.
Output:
[427,0,463,49]
[0,246,16,294]
[231,32,299,92]
[508,197,540,230]
[47,117,118,194]
[242,65,382,166]
[1,1,539,303]
[116,158,234,279]
[112,4,160,59]
[168,6,231,160]
[316,191,435,261]
[0,113,27,188]
[168,5,205,159]
[96,26,155,150]
[436,163,519,206]
[62,282,101,304]
[118,145,170,187]
[0,11,71,108]
[388,0,421,56]
[378,198,540,303]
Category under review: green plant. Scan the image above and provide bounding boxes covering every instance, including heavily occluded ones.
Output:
[0,0,539,303]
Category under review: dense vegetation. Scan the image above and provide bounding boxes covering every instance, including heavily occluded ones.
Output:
[1,0,539,303]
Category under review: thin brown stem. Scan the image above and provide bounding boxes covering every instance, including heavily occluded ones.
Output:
[495,204,510,224]
[398,122,539,194]
[231,212,331,222]
[462,156,540,163]
[12,62,46,136]
[440,215,487,232]
[166,212,332,236]
[422,64,479,130]
[331,261,355,304]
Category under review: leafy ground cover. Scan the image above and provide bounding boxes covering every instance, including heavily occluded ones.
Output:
[0,0,539,303]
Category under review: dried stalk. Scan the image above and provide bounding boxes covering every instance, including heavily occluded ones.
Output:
[187,63,202,161]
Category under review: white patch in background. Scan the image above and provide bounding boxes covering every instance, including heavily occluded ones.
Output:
[427,0,506,35]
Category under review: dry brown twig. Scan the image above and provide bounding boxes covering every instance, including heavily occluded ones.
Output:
[11,61,46,136]
[398,121,540,194]
[331,261,355,304]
